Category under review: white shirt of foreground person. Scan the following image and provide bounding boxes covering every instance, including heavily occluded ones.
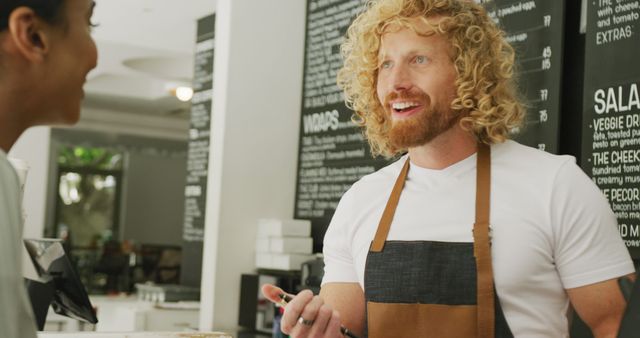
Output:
[323,140,635,337]
[0,149,38,338]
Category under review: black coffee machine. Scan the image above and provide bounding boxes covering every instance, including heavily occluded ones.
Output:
[301,254,324,295]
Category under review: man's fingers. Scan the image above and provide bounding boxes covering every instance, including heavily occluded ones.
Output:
[305,304,333,338]
[299,296,324,325]
[288,295,324,337]
[324,311,343,338]
[281,289,314,333]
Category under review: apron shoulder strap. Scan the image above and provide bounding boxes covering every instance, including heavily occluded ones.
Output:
[370,157,410,252]
[474,142,495,338]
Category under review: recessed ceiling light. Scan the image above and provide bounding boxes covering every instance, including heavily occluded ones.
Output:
[174,86,194,102]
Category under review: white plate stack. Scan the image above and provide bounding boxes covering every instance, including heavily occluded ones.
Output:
[255,218,314,271]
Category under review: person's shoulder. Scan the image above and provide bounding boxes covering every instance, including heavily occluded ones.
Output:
[493,140,576,172]
[0,151,17,182]
[0,151,21,212]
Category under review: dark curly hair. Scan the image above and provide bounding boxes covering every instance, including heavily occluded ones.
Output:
[0,0,66,31]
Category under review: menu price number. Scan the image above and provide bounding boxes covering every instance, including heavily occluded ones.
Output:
[539,109,548,123]
[541,46,552,70]
[540,88,549,101]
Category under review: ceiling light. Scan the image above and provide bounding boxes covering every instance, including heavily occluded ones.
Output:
[174,86,194,102]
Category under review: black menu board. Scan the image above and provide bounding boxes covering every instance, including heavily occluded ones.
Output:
[482,0,565,153]
[295,0,388,253]
[581,0,640,258]
[180,14,215,287]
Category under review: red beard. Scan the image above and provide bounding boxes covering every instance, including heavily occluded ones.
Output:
[384,90,458,150]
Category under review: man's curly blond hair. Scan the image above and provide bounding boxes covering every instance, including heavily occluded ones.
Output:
[337,0,525,157]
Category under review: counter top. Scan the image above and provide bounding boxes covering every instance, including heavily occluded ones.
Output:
[38,332,231,338]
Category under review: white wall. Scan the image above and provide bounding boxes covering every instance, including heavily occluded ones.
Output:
[199,0,306,331]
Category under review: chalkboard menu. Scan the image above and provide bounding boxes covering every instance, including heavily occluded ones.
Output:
[581,0,640,258]
[180,14,215,287]
[294,0,388,253]
[482,0,565,153]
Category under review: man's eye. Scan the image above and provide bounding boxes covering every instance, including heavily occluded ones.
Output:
[414,55,427,64]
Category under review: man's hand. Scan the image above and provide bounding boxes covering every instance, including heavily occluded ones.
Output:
[262,284,344,338]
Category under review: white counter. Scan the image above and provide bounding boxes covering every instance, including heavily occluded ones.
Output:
[91,296,200,332]
[43,295,204,333]
[38,333,231,338]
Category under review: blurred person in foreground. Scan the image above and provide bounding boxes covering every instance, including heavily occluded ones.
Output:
[263,0,635,337]
[0,0,97,336]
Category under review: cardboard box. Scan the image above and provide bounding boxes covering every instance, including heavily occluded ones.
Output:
[269,237,313,254]
[255,238,270,253]
[255,252,314,271]
[257,219,311,238]
[255,253,272,269]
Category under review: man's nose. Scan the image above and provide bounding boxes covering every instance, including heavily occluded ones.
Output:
[390,64,413,92]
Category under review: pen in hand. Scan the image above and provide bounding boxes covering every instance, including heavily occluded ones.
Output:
[278,293,360,338]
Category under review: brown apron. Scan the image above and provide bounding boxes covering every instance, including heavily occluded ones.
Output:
[363,143,513,338]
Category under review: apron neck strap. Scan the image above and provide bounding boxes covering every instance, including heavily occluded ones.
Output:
[475,142,491,225]
[370,157,410,252]
[473,142,494,338]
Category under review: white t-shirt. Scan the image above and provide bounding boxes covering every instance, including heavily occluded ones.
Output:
[0,150,37,338]
[322,140,634,337]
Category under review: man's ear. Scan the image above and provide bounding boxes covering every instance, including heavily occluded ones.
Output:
[6,7,52,63]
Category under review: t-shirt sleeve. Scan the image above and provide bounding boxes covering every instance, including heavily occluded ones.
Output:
[322,187,359,285]
[551,159,635,289]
